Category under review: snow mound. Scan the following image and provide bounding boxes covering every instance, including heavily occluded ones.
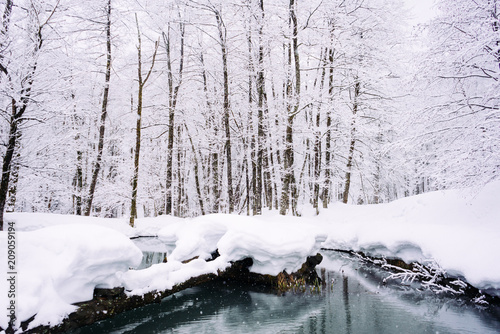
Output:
[159,217,227,262]
[0,224,142,330]
[318,181,500,289]
[157,214,326,275]
[216,219,326,275]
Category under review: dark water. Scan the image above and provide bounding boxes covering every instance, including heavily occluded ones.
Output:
[71,242,500,334]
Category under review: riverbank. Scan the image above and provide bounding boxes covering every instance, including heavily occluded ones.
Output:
[18,254,323,334]
[1,182,499,332]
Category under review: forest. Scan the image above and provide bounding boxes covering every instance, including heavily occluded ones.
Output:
[0,0,498,229]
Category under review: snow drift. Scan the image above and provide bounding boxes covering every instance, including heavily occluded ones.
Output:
[0,224,142,330]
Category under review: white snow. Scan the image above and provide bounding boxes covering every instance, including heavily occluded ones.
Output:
[1,182,499,331]
[0,224,143,330]
[316,181,500,289]
[158,215,326,275]
[123,257,230,296]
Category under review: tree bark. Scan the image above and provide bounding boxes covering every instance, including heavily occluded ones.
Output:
[0,0,13,78]
[323,45,334,209]
[200,52,220,214]
[164,21,185,216]
[342,80,360,204]
[130,14,158,227]
[255,0,264,214]
[176,125,184,216]
[0,102,20,230]
[215,10,234,213]
[280,0,300,216]
[313,50,327,214]
[246,7,254,216]
[85,0,112,216]
[74,151,83,215]
[185,124,205,215]
[257,0,273,211]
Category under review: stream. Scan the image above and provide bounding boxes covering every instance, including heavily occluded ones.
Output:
[69,238,500,334]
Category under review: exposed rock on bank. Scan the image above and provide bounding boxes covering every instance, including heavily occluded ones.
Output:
[16,254,323,334]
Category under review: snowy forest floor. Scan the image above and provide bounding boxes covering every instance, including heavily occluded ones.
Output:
[1,182,500,332]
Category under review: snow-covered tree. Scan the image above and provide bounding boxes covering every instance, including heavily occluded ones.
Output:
[0,0,62,230]
[411,0,500,191]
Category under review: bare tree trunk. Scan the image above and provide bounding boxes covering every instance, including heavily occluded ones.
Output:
[280,0,300,216]
[164,21,185,215]
[176,125,183,216]
[68,89,84,215]
[322,46,334,209]
[246,9,254,215]
[200,52,219,213]
[373,128,383,204]
[215,10,234,213]
[165,27,174,216]
[73,150,83,215]
[0,0,13,71]
[342,80,360,204]
[185,124,205,215]
[5,138,20,212]
[491,0,500,64]
[255,0,273,211]
[280,43,292,216]
[130,14,158,227]
[267,53,282,211]
[0,103,20,229]
[313,49,327,214]
[85,0,112,216]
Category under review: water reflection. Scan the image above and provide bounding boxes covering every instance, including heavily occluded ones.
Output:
[72,248,500,334]
[343,275,352,334]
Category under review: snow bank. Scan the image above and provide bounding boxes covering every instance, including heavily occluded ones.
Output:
[122,214,327,296]
[1,182,499,331]
[4,212,185,238]
[317,181,500,290]
[0,224,142,330]
[123,257,230,295]
[158,214,327,275]
[214,218,326,275]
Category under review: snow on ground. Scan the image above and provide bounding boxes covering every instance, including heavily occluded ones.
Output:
[1,182,499,331]
[0,224,142,330]
[316,181,500,289]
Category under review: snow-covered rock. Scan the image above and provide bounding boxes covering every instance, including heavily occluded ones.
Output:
[0,224,142,330]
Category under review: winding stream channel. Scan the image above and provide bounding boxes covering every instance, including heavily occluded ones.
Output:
[69,238,500,334]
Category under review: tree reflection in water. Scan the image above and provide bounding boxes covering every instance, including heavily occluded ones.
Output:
[69,252,500,334]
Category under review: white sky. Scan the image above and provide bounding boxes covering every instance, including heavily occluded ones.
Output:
[405,0,437,24]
